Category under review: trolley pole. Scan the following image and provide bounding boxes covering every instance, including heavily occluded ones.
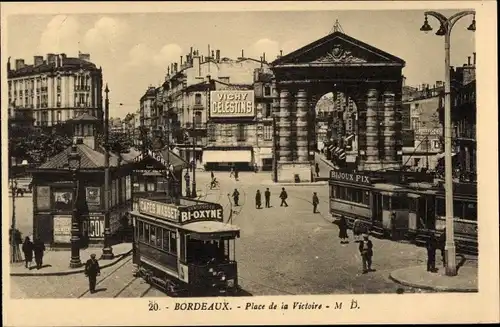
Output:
[191,114,197,198]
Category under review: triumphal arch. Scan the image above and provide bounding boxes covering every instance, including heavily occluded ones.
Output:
[270,31,406,182]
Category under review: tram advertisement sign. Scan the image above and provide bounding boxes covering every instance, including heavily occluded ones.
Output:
[210,90,255,118]
[139,198,179,222]
[180,203,224,223]
[329,170,371,185]
[83,215,105,240]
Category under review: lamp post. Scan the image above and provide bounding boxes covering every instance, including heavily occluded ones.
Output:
[191,114,197,198]
[184,170,191,197]
[420,10,475,276]
[10,179,22,263]
[102,83,114,260]
[68,144,82,268]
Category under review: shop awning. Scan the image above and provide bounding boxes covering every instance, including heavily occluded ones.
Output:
[203,150,252,163]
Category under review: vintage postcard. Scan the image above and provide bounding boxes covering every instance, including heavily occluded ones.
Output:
[2,1,498,326]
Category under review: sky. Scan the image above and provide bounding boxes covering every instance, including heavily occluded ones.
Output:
[6,9,476,118]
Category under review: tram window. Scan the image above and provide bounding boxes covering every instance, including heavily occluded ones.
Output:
[144,224,150,243]
[363,191,370,205]
[170,232,177,253]
[464,202,477,221]
[436,198,445,216]
[146,178,156,192]
[156,228,163,248]
[453,201,465,219]
[138,221,144,241]
[392,197,407,210]
[334,186,341,198]
[382,196,391,210]
[162,229,170,252]
[346,188,353,201]
[408,198,417,212]
[139,182,145,192]
[150,226,156,245]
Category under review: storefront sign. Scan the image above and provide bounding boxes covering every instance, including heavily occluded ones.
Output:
[134,149,172,169]
[86,187,101,206]
[210,90,255,118]
[53,215,72,243]
[83,215,105,239]
[329,171,371,185]
[139,198,179,222]
[180,207,223,223]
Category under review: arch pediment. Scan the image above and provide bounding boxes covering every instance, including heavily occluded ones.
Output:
[272,31,405,68]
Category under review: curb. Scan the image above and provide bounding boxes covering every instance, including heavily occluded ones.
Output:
[10,249,133,277]
[389,268,478,292]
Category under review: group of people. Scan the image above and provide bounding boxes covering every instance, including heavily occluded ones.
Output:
[334,216,374,274]
[21,237,46,270]
[232,187,291,208]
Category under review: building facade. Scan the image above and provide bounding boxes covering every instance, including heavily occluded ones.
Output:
[7,52,103,127]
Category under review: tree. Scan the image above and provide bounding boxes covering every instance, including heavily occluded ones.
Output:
[96,131,133,154]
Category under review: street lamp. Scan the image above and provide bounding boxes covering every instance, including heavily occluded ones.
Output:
[10,179,22,263]
[191,114,197,198]
[68,144,82,268]
[420,10,475,276]
[102,83,114,260]
[184,170,191,197]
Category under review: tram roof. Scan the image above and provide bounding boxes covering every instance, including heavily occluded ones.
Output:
[182,221,240,236]
[372,183,409,192]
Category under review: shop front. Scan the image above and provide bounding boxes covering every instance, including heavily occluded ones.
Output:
[202,146,254,171]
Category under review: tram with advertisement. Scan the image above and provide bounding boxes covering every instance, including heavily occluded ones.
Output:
[130,197,241,296]
[328,170,478,254]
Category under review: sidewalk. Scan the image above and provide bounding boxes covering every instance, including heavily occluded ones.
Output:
[390,264,478,292]
[10,242,133,277]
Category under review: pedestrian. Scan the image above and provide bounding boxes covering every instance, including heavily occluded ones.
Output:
[232,188,240,206]
[230,167,235,178]
[211,171,214,180]
[279,187,288,207]
[254,163,258,173]
[353,219,362,242]
[22,236,34,269]
[312,192,319,213]
[234,168,239,181]
[85,253,101,294]
[255,190,262,209]
[338,215,349,244]
[438,228,446,267]
[359,234,373,274]
[33,238,46,269]
[426,235,437,273]
[264,188,271,208]
[315,163,320,177]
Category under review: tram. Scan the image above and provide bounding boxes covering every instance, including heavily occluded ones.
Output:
[130,197,241,296]
[328,170,478,253]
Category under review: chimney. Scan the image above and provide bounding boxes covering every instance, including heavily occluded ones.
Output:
[78,52,91,61]
[190,47,193,56]
[34,56,44,66]
[263,52,266,62]
[241,49,244,58]
[280,50,283,57]
[47,53,56,65]
[7,57,11,71]
[174,63,178,72]
[15,59,25,70]
[211,50,214,58]
[180,56,183,66]
[167,66,170,75]
[473,52,476,65]
[467,56,471,66]
[216,50,220,62]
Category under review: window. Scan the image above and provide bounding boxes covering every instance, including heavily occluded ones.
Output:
[150,226,157,245]
[170,231,177,253]
[436,198,445,216]
[392,196,407,210]
[208,124,217,142]
[382,195,391,210]
[463,202,477,221]
[226,125,233,137]
[56,111,62,123]
[157,177,167,192]
[162,229,170,251]
[144,224,150,243]
[194,111,202,127]
[237,124,246,141]
[138,221,144,241]
[146,177,156,192]
[264,103,272,118]
[453,201,465,219]
[433,140,441,149]
[264,85,271,96]
[263,124,273,141]
[195,93,202,105]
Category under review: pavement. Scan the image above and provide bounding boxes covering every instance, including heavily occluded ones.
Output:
[10,242,133,276]
[390,264,478,292]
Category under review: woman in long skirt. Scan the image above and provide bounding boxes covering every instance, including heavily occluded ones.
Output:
[353,219,362,242]
[338,215,349,244]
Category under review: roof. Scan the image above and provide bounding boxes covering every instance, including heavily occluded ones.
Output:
[214,80,253,91]
[37,143,122,170]
[69,113,100,122]
[272,31,405,67]
[8,57,98,78]
[182,221,240,234]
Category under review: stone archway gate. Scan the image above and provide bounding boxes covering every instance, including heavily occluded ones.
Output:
[270,31,406,182]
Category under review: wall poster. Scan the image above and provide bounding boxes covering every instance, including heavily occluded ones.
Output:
[86,187,101,206]
[53,215,72,243]
[36,186,51,210]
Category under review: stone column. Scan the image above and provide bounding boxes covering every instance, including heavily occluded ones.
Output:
[382,91,397,162]
[277,88,292,161]
[365,88,380,162]
[308,94,318,159]
[295,89,309,162]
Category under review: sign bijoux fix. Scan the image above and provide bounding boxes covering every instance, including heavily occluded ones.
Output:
[210,90,254,118]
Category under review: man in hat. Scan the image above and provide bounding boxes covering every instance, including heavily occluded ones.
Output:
[85,254,101,294]
[358,234,373,274]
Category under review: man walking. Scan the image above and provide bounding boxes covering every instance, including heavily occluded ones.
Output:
[426,235,438,272]
[315,163,320,177]
[85,253,101,294]
[279,187,288,207]
[264,188,271,208]
[33,238,46,270]
[312,192,319,213]
[358,234,373,274]
[232,188,240,206]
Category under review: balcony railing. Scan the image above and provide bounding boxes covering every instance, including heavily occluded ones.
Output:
[184,122,207,129]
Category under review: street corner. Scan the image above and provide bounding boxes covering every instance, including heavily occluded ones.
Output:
[389,265,478,292]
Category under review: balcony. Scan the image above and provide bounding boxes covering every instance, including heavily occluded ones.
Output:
[453,126,476,141]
